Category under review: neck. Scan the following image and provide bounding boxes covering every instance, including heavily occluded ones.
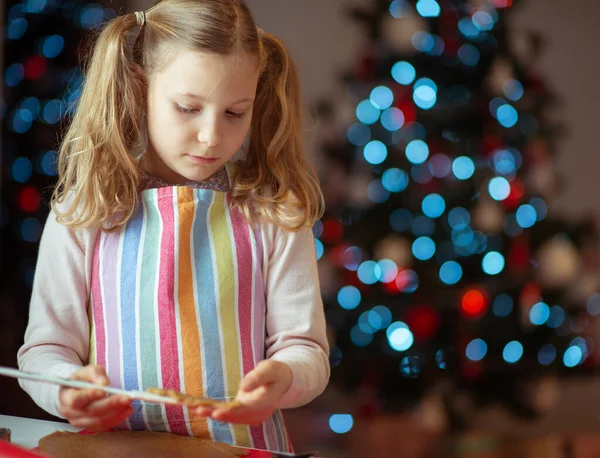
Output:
[138,150,187,186]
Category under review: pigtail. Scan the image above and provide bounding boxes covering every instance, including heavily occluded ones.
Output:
[232,30,324,231]
[52,13,145,231]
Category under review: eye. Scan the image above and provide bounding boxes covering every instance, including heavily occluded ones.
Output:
[175,104,199,114]
[227,110,247,119]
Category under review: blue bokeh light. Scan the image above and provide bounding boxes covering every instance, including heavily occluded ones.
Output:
[448,207,470,230]
[413,78,438,110]
[381,107,405,131]
[516,204,537,228]
[338,286,361,310]
[367,180,390,203]
[406,139,429,164]
[8,18,28,40]
[369,306,393,330]
[392,61,416,85]
[412,236,436,261]
[472,11,494,31]
[342,246,362,271]
[458,17,479,38]
[452,156,475,180]
[387,322,414,352]
[41,35,65,58]
[314,239,324,260]
[428,154,451,178]
[411,215,435,236]
[348,122,371,146]
[42,99,65,124]
[364,140,388,165]
[488,177,511,201]
[80,4,105,28]
[389,0,410,18]
[587,293,600,316]
[412,31,435,53]
[492,294,513,317]
[329,414,354,434]
[357,260,382,285]
[563,346,583,368]
[378,259,398,283]
[503,79,524,101]
[21,217,42,243]
[439,261,462,285]
[382,168,409,192]
[370,86,394,110]
[390,209,413,232]
[6,64,25,87]
[356,100,380,125]
[416,0,440,17]
[546,305,565,329]
[496,104,519,128]
[529,302,550,326]
[12,157,33,183]
[503,341,523,364]
[537,344,556,365]
[466,338,487,361]
[529,197,548,221]
[422,194,446,218]
[351,325,373,347]
[482,251,505,275]
[458,44,480,66]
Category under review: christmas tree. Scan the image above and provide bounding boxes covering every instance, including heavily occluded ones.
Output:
[1,0,117,373]
[315,0,600,424]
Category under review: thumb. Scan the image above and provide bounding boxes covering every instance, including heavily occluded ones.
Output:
[73,365,110,386]
[240,362,275,392]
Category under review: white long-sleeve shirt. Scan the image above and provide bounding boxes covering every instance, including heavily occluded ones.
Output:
[17,196,330,419]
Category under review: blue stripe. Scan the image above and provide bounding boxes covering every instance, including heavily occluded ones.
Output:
[193,189,232,445]
[120,204,146,430]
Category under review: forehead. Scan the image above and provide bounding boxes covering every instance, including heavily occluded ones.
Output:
[155,50,259,101]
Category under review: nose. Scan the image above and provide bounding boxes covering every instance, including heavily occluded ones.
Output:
[196,115,221,148]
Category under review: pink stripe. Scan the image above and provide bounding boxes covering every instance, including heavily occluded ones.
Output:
[91,235,106,368]
[228,197,266,450]
[102,232,122,388]
[253,226,266,365]
[156,188,187,434]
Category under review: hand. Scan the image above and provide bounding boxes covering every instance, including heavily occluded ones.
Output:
[58,364,133,432]
[192,360,292,426]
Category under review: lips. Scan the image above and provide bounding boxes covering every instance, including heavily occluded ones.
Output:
[186,154,218,164]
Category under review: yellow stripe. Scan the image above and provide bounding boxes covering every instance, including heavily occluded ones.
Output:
[177,187,209,438]
[210,192,250,445]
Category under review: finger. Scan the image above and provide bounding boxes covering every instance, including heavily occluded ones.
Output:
[69,406,134,432]
[211,408,270,426]
[85,396,132,416]
[191,406,214,418]
[61,388,107,412]
[240,362,275,393]
[235,385,271,408]
[70,365,110,386]
[61,401,131,422]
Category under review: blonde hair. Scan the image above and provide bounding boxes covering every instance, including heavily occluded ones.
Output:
[53,0,323,232]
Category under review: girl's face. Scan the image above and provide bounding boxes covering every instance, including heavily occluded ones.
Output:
[144,50,259,185]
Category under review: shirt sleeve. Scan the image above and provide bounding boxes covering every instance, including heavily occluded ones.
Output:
[262,223,330,409]
[17,204,96,418]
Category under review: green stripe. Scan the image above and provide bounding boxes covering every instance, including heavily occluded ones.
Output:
[138,190,164,431]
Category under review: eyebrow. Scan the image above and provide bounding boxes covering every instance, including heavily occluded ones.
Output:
[175,93,254,104]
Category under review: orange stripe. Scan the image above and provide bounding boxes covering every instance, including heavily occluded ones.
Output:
[177,187,209,438]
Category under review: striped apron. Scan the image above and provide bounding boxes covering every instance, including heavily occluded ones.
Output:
[88,185,292,452]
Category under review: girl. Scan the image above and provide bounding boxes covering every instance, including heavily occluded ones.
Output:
[17,0,329,453]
